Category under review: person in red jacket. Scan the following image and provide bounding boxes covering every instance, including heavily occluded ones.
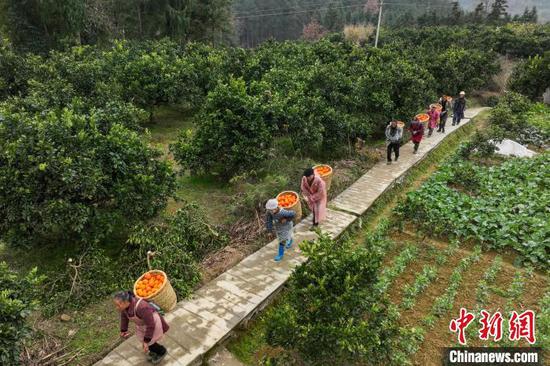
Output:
[114,291,170,364]
[408,117,424,154]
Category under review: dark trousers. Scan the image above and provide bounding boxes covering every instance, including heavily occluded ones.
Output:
[149,343,167,356]
[413,141,420,152]
[427,127,434,137]
[452,112,462,125]
[387,142,400,162]
[438,116,447,132]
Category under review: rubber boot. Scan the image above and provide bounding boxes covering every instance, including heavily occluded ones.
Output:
[274,243,285,262]
[285,238,293,249]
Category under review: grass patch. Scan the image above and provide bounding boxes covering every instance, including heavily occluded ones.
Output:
[227,312,271,365]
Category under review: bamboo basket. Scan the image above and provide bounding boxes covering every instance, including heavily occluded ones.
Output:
[276,191,302,223]
[313,164,333,191]
[133,253,177,312]
[432,103,443,112]
[415,113,430,127]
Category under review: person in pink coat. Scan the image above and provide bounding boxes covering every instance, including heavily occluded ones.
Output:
[114,291,169,364]
[426,104,440,137]
[300,167,327,229]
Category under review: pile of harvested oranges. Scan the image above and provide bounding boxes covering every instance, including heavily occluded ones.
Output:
[315,165,331,176]
[277,193,298,208]
[415,113,430,123]
[135,272,165,298]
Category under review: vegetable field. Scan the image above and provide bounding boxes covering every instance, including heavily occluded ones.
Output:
[228,110,550,365]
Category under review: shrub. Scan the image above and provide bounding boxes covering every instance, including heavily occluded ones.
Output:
[126,203,228,297]
[0,41,29,100]
[171,77,273,180]
[526,103,550,133]
[488,91,548,146]
[508,52,550,101]
[426,47,500,95]
[451,161,481,193]
[41,247,120,316]
[456,128,504,160]
[265,235,402,365]
[0,263,45,365]
[343,24,374,45]
[0,108,176,247]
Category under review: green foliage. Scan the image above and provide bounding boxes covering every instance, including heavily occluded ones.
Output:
[402,265,438,309]
[375,244,419,294]
[525,103,550,133]
[381,24,550,58]
[455,128,503,160]
[0,0,232,52]
[536,282,550,350]
[0,40,29,99]
[475,256,503,305]
[0,262,45,365]
[489,91,548,147]
[429,246,481,318]
[41,246,120,317]
[398,153,550,269]
[0,108,176,247]
[508,52,550,101]
[126,202,228,297]
[264,235,403,365]
[171,77,273,180]
[426,46,500,95]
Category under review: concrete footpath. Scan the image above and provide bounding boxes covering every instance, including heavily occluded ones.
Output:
[96,108,487,366]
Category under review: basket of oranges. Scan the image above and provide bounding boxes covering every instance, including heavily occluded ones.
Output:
[313,164,333,191]
[415,113,430,126]
[133,253,177,312]
[276,191,302,223]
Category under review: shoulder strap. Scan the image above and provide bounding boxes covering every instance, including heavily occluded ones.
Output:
[134,298,143,314]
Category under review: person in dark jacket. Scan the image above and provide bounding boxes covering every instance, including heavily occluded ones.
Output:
[452,91,466,126]
[437,95,450,133]
[385,120,403,164]
[114,291,169,364]
[408,117,424,154]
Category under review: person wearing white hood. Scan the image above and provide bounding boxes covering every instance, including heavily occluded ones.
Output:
[265,199,296,262]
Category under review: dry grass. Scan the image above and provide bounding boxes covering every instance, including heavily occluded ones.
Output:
[343,24,375,45]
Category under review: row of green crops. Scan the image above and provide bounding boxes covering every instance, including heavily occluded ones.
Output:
[397,152,549,268]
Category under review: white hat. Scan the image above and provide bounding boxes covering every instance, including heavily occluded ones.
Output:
[265,199,278,210]
[459,91,465,95]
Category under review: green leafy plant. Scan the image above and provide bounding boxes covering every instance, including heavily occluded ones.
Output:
[375,244,419,294]
[475,256,503,305]
[428,246,482,321]
[126,203,227,298]
[0,108,176,247]
[399,152,550,269]
[171,77,273,180]
[508,52,550,101]
[0,262,45,365]
[402,266,438,310]
[264,234,404,365]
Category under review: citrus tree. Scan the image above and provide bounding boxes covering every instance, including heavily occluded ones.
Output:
[171,77,273,180]
[0,108,176,247]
